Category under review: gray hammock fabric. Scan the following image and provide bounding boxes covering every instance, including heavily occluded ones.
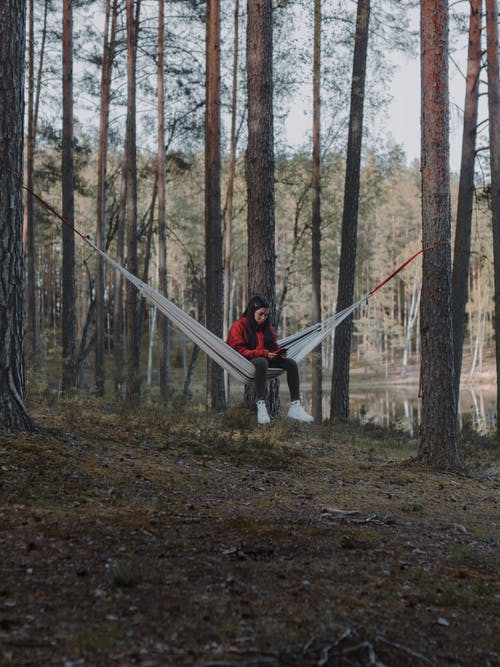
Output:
[85,238,371,385]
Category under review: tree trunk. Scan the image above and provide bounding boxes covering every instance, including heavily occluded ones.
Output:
[247,0,275,304]
[95,0,118,397]
[25,0,37,355]
[224,0,240,341]
[451,0,482,406]
[311,0,322,422]
[0,0,34,432]
[61,0,77,394]
[205,0,226,410]
[26,0,49,353]
[485,0,500,435]
[114,155,127,399]
[157,0,170,404]
[139,177,157,335]
[330,0,370,419]
[125,0,141,407]
[418,0,461,468]
[246,0,277,412]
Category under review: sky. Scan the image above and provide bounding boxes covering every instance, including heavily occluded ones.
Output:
[285,50,468,174]
[284,5,472,175]
[385,52,467,173]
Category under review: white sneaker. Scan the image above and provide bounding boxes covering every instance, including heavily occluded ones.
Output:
[257,400,270,424]
[288,400,314,423]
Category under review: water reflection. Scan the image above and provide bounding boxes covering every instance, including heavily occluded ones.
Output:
[311,384,496,435]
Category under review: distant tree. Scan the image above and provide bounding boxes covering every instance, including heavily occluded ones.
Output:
[246,0,276,411]
[451,0,482,407]
[223,0,240,339]
[25,0,49,346]
[311,0,322,422]
[26,0,37,355]
[125,0,141,406]
[157,0,170,404]
[114,153,127,398]
[95,0,118,397]
[485,0,500,434]
[0,0,34,432]
[330,0,370,420]
[61,0,77,393]
[205,0,226,410]
[418,0,462,468]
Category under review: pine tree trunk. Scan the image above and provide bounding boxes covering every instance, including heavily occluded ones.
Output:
[125,0,141,407]
[485,0,500,435]
[311,0,322,422]
[205,0,226,410]
[0,0,34,432]
[27,0,49,352]
[246,0,277,413]
[95,0,118,397]
[451,0,481,406]
[157,0,170,404]
[61,0,77,394]
[223,0,240,341]
[114,156,127,399]
[418,0,461,468]
[25,0,37,356]
[330,0,370,419]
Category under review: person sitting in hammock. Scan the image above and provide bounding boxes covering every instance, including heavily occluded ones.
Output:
[227,295,314,425]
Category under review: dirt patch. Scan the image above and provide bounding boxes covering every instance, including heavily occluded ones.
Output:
[0,399,498,666]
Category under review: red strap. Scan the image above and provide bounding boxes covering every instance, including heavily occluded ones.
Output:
[23,184,89,240]
[369,242,448,296]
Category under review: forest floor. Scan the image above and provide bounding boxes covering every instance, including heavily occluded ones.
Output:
[0,396,499,667]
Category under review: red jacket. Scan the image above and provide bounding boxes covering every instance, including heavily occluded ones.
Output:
[227,316,278,359]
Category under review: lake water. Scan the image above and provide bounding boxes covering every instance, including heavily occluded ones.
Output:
[301,383,497,435]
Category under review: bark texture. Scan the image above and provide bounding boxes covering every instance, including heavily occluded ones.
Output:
[246,0,277,412]
[246,0,275,306]
[0,0,34,431]
[418,0,461,468]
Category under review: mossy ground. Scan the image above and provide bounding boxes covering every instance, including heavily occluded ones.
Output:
[0,396,498,666]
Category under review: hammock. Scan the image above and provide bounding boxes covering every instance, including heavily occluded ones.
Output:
[82,237,425,385]
[24,182,431,385]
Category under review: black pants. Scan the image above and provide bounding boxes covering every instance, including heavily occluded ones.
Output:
[251,357,300,402]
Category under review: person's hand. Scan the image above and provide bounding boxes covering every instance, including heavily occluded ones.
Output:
[267,352,278,360]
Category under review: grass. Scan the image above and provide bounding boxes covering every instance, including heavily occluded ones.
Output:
[0,393,498,666]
